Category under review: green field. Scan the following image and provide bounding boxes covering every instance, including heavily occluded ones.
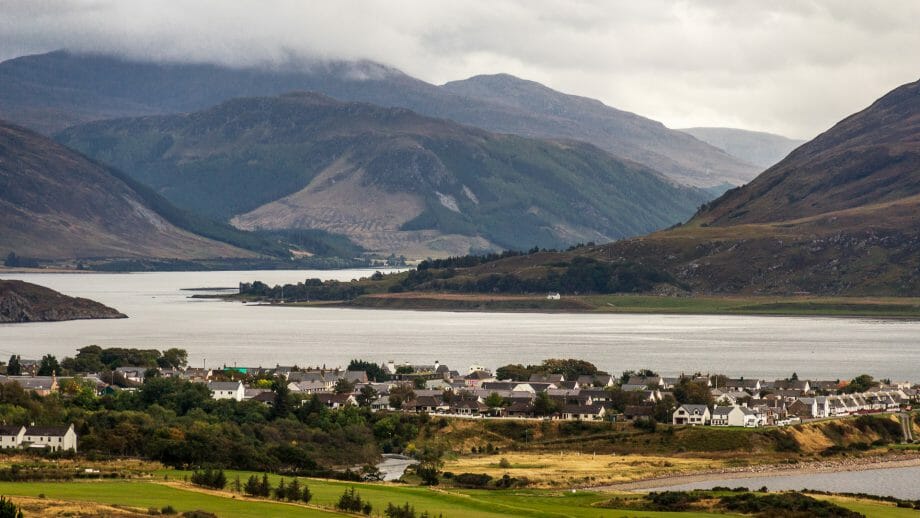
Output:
[1,476,916,517]
[342,291,920,318]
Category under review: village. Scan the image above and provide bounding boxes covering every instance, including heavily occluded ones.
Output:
[2,356,918,456]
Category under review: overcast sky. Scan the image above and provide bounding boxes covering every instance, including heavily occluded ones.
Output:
[2,0,918,139]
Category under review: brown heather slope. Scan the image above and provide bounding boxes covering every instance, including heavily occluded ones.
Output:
[595,78,920,295]
[419,78,920,296]
[698,78,920,226]
[0,279,125,323]
[0,120,255,260]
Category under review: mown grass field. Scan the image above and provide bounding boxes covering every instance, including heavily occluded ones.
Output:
[2,476,917,517]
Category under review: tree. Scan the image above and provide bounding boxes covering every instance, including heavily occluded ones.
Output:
[336,487,371,513]
[0,495,23,518]
[244,475,261,496]
[37,354,60,376]
[790,372,799,381]
[334,378,356,394]
[270,377,295,419]
[495,364,531,381]
[260,473,272,497]
[673,380,714,406]
[348,359,389,382]
[356,385,379,407]
[417,462,439,486]
[533,391,558,416]
[484,392,506,411]
[158,348,188,369]
[385,502,417,518]
[274,478,287,500]
[845,374,877,393]
[388,384,416,410]
[300,484,313,504]
[286,478,302,501]
[538,358,598,380]
[6,355,21,376]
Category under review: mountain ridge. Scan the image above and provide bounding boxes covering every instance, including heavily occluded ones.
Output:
[0,50,757,188]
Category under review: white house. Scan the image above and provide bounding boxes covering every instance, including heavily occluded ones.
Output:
[22,424,78,452]
[0,426,25,449]
[208,380,245,401]
[672,404,711,426]
[711,405,764,427]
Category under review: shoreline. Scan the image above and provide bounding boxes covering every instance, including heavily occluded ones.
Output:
[256,298,920,321]
[594,454,920,492]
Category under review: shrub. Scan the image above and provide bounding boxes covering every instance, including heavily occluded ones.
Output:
[189,469,226,490]
[160,506,177,515]
[336,487,372,515]
[385,502,417,518]
[453,473,493,488]
[720,492,862,517]
[498,457,511,469]
[0,496,23,518]
[645,491,703,511]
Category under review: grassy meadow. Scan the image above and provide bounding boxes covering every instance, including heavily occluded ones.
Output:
[2,476,919,517]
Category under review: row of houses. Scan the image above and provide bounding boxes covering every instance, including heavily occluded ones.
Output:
[673,389,911,428]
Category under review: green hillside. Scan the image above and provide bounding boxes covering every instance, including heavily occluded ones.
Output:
[57,92,709,257]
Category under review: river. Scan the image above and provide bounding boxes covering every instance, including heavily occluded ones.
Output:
[1,270,919,380]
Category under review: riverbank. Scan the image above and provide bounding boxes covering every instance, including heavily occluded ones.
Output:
[598,453,920,492]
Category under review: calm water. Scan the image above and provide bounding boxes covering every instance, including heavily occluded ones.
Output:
[1,270,919,379]
[645,466,920,500]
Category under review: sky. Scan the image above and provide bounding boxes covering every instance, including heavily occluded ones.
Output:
[2,0,919,139]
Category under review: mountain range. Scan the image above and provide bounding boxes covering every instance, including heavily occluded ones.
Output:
[416,77,920,295]
[55,93,710,258]
[0,120,268,260]
[0,51,759,188]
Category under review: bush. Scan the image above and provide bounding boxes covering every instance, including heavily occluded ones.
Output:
[189,468,226,490]
[720,492,862,517]
[0,495,23,518]
[336,487,372,515]
[453,473,493,488]
[498,457,511,469]
[385,502,417,518]
[645,491,703,511]
[160,506,177,515]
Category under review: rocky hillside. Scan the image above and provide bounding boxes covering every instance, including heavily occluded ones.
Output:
[679,127,804,169]
[0,51,756,188]
[0,120,263,260]
[403,78,920,295]
[0,279,125,323]
[56,92,709,258]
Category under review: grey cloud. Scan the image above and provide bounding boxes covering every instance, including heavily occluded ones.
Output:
[1,0,918,139]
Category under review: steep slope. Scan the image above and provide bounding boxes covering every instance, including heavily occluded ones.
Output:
[0,279,125,323]
[696,79,920,226]
[56,93,709,258]
[678,127,805,169]
[0,51,755,188]
[0,120,257,260]
[401,78,920,295]
[442,74,760,186]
